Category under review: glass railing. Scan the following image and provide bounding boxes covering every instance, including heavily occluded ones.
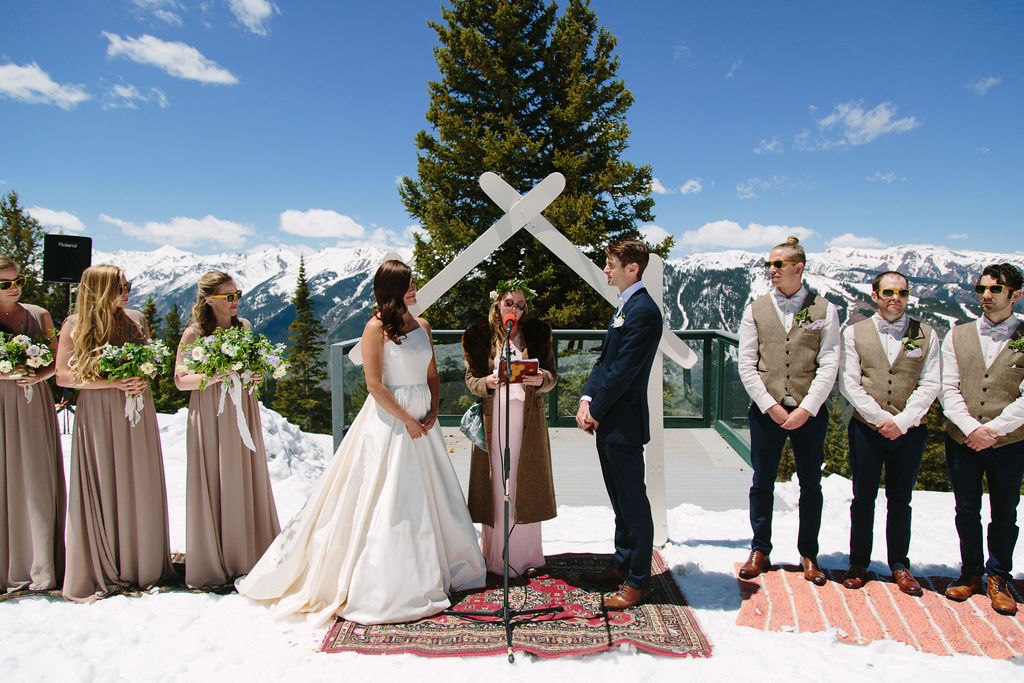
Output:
[330,329,750,463]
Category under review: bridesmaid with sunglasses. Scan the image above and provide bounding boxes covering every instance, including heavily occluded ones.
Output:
[462,279,558,579]
[56,265,173,601]
[174,272,280,588]
[0,256,65,594]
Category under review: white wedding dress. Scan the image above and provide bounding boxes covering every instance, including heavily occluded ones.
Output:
[236,326,486,625]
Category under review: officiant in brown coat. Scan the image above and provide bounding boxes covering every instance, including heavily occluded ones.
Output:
[463,279,557,577]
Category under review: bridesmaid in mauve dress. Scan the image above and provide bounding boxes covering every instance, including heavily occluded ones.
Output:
[56,264,173,602]
[0,256,65,593]
[174,271,280,588]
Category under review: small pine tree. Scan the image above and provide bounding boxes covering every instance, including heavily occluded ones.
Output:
[0,190,67,315]
[142,296,159,340]
[822,392,851,478]
[152,303,187,413]
[915,402,951,492]
[273,257,331,433]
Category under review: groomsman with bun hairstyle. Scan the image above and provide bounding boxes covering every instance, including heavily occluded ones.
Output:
[736,236,840,585]
[940,262,1024,616]
[839,271,940,596]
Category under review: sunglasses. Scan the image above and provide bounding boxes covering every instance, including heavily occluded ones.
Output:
[501,299,526,311]
[0,276,27,290]
[876,288,910,299]
[763,260,801,269]
[974,284,1013,295]
[119,281,132,294]
[209,290,243,303]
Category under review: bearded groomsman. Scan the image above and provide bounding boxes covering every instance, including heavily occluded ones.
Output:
[737,236,840,585]
[940,263,1024,616]
[838,271,940,595]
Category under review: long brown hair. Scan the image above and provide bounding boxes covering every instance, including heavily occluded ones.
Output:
[373,260,412,344]
[487,288,530,348]
[191,270,243,335]
[68,264,142,382]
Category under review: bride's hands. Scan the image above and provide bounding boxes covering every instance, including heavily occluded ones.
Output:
[404,415,427,439]
[421,408,438,431]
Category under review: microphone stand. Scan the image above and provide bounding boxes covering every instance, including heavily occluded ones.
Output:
[445,319,559,663]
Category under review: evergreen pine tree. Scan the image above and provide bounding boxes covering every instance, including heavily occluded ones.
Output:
[822,391,851,478]
[273,257,330,433]
[142,296,159,340]
[400,0,662,329]
[915,402,951,492]
[0,190,67,314]
[152,303,187,413]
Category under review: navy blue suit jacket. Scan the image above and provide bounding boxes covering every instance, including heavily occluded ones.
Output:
[583,287,663,446]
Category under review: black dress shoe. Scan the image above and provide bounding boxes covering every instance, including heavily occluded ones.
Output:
[580,564,627,586]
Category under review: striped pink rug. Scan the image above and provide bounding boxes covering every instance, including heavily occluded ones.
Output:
[736,565,1024,658]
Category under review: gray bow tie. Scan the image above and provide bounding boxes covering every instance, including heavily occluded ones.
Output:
[877,320,905,338]
[979,317,1013,341]
[774,292,802,314]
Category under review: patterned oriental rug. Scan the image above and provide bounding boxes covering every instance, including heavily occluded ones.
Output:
[320,551,711,658]
[736,564,1024,659]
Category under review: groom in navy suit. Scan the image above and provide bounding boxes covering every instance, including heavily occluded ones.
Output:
[576,238,663,609]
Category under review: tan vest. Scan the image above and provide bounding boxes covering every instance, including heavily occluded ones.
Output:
[945,322,1024,448]
[752,291,830,406]
[851,317,932,425]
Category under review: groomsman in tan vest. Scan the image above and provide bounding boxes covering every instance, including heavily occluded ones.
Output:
[940,263,1024,615]
[737,236,840,585]
[839,271,939,595]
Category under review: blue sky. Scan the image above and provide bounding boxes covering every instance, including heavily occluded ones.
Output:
[1,1,1020,257]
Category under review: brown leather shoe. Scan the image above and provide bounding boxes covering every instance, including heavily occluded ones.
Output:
[738,550,771,579]
[842,565,868,590]
[801,557,827,586]
[944,574,983,601]
[892,568,923,597]
[580,564,627,586]
[987,575,1019,616]
[604,584,652,610]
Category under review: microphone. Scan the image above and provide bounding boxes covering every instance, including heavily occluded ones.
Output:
[502,313,517,335]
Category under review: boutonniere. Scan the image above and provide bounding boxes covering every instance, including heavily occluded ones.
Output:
[794,308,811,325]
[1010,338,1024,354]
[901,336,920,351]
[612,312,625,328]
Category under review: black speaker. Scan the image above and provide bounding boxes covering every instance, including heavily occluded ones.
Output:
[43,234,92,283]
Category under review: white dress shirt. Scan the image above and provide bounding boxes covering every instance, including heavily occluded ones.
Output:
[940,314,1024,437]
[738,285,841,416]
[839,313,941,433]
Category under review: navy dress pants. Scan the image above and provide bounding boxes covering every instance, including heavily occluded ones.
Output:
[596,436,654,589]
[748,403,828,559]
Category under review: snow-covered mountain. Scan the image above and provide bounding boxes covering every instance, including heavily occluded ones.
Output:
[103,243,1023,343]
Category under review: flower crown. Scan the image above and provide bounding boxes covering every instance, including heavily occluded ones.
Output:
[490,278,537,301]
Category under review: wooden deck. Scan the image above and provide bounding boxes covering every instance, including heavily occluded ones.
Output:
[442,427,780,513]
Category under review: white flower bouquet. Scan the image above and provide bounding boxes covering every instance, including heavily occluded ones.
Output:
[181,326,289,450]
[0,330,57,402]
[97,340,172,425]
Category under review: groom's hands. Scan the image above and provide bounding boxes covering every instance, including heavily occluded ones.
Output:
[576,400,599,434]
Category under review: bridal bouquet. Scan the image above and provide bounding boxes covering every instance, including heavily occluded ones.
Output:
[181,327,289,450]
[97,340,173,425]
[0,330,56,403]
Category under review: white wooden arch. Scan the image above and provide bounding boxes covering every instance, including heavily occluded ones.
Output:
[350,172,696,546]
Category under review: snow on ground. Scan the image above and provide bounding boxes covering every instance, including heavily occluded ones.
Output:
[3,407,1023,681]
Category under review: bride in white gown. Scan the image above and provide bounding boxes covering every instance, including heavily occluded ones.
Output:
[237,260,486,625]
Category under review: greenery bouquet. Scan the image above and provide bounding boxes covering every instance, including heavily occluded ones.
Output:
[97,339,173,425]
[0,330,56,402]
[181,326,289,450]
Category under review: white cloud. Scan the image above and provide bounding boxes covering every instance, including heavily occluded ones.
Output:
[103,32,239,85]
[947,233,969,240]
[407,225,428,243]
[228,0,278,36]
[650,178,671,195]
[673,43,693,66]
[104,83,169,109]
[132,0,183,26]
[0,62,90,109]
[279,209,365,239]
[736,175,788,199]
[100,213,253,247]
[680,178,703,195]
[27,206,86,233]
[826,233,888,248]
[866,171,905,184]
[965,76,1001,96]
[978,146,991,154]
[753,137,783,155]
[725,56,743,79]
[678,220,816,248]
[639,224,672,245]
[796,101,919,150]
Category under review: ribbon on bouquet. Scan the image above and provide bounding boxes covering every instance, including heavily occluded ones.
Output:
[124,392,145,427]
[22,384,33,404]
[218,372,258,451]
